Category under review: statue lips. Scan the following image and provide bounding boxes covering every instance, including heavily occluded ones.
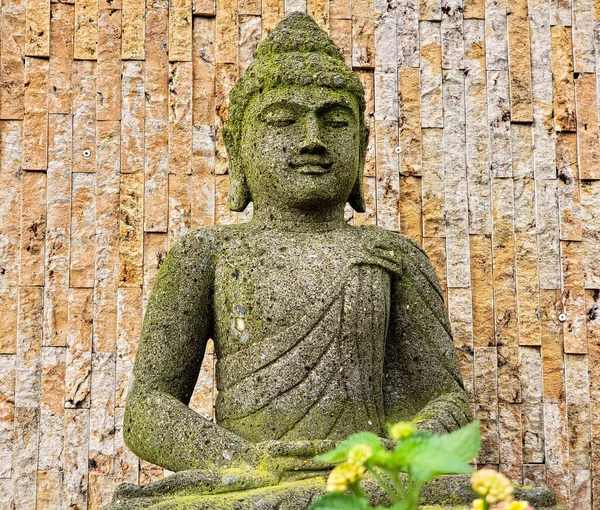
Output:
[289,155,333,175]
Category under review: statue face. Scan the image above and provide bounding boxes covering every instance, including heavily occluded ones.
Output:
[239,86,361,211]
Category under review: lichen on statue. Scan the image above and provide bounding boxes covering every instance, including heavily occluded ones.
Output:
[111,11,472,510]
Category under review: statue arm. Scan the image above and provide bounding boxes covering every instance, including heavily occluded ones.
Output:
[381,234,472,433]
[123,229,260,472]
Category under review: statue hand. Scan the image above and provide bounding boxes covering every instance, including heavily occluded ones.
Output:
[256,440,337,475]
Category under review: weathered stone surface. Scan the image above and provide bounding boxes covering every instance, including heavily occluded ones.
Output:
[580,181,600,289]
[239,15,263,72]
[573,0,595,73]
[420,21,443,128]
[121,61,144,175]
[551,26,577,132]
[499,403,522,483]
[399,176,422,246]
[544,402,570,505]
[97,8,122,121]
[25,0,50,57]
[575,73,600,180]
[70,173,96,288]
[12,407,39,508]
[541,289,565,402]
[398,67,421,177]
[0,0,26,120]
[561,241,587,354]
[396,0,419,67]
[192,16,216,126]
[195,0,217,15]
[16,289,43,408]
[37,469,64,510]
[216,0,237,64]
[474,347,499,463]
[145,8,169,123]
[122,0,145,60]
[169,4,193,62]
[421,128,445,237]
[352,0,375,68]
[470,235,494,348]
[556,133,582,242]
[0,355,15,478]
[536,179,561,290]
[484,0,508,70]
[447,288,474,401]
[74,0,98,59]
[116,288,142,407]
[515,234,541,346]
[22,57,49,170]
[48,2,74,114]
[507,0,533,122]
[63,409,90,509]
[142,233,168,313]
[486,71,511,178]
[72,60,97,173]
[570,469,592,510]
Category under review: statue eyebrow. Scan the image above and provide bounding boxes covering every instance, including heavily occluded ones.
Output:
[258,99,355,116]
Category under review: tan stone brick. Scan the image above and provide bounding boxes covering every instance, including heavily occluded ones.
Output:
[23,57,49,170]
[551,0,572,25]
[507,0,533,122]
[398,67,421,177]
[523,464,546,487]
[375,120,400,231]
[552,26,577,132]
[215,174,237,225]
[12,407,39,508]
[145,120,169,232]
[139,466,164,484]
[541,289,565,402]
[352,0,375,68]
[192,16,216,126]
[307,0,328,29]
[353,176,377,227]
[239,15,262,73]
[544,402,570,505]
[116,288,142,407]
[25,0,50,57]
[536,179,561,289]
[0,355,15,477]
[561,241,587,354]
[74,0,98,59]
[89,472,114,509]
[587,289,600,504]
[262,0,285,35]
[114,407,139,483]
[374,9,398,122]
[520,346,543,402]
[0,0,26,119]
[464,0,484,19]
[522,403,545,463]
[20,171,46,286]
[419,21,443,128]
[195,0,217,15]
[421,128,445,237]
[169,61,193,177]
[192,126,216,228]
[487,71,512,178]
[513,177,536,238]
[65,288,93,408]
[63,409,89,509]
[330,0,350,18]
[216,0,237,64]
[581,181,600,289]
[122,0,145,60]
[420,0,442,19]
[570,470,592,510]
[499,403,522,483]
[485,0,508,70]
[36,469,63,510]
[448,288,475,401]
[470,235,495,348]
[142,233,168,313]
[573,0,595,73]
[329,19,352,67]
[441,0,464,69]
[121,61,144,174]
[169,173,193,247]
[99,0,121,9]
[169,4,193,62]
[72,60,97,173]
[97,8,121,121]
[48,2,74,114]
[423,236,448,300]
[474,347,499,463]
[566,357,591,469]
[556,133,582,241]
[397,0,419,67]
[399,176,422,246]
[69,173,96,288]
[575,73,600,180]
[145,8,169,122]
[119,173,143,288]
[357,70,375,177]
[515,234,541,346]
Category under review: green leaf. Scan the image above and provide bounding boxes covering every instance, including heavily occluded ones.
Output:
[308,493,372,510]
[430,420,481,462]
[315,432,383,463]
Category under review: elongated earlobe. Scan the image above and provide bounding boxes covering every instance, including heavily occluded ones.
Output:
[348,174,366,213]
[227,167,251,212]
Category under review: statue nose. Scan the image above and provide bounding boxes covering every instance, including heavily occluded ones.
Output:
[299,114,326,154]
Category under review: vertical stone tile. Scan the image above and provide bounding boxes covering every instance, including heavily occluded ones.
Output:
[423,236,448,300]
[195,0,217,14]
[145,7,169,123]
[142,233,168,313]
[0,121,22,353]
[189,353,215,420]
[523,463,546,487]
[419,21,443,128]
[581,181,600,289]
[116,288,142,407]
[565,354,591,469]
[498,403,522,483]
[139,462,164,484]
[441,0,464,69]
[48,2,74,114]
[74,0,98,60]
[374,4,398,122]
[70,173,96,288]
[556,133,582,241]
[575,73,600,180]
[570,470,592,510]
[0,355,15,477]
[464,20,491,235]
[520,345,543,402]
[515,234,541,346]
[354,176,377,227]
[216,0,238,65]
[214,63,238,174]
[398,68,421,177]
[352,0,375,68]
[97,8,121,121]
[561,241,587,354]
[72,60,97,174]
[144,120,169,233]
[544,402,570,505]
[36,469,64,510]
[541,289,565,402]
[551,0,572,24]
[63,409,89,509]
[262,0,285,35]
[239,15,263,72]
[357,70,376,178]
[16,290,42,404]
[192,125,216,229]
[475,347,499,463]
[114,407,138,484]
[169,1,193,62]
[119,173,144,288]
[448,288,475,401]
[307,0,328,29]
[375,120,400,231]
[536,180,561,289]
[587,289,600,509]
[511,126,534,181]
[121,61,145,175]
[44,115,71,348]
[397,0,419,67]
[507,0,533,122]
[421,128,445,237]
[192,16,216,127]
[399,176,422,246]
[215,173,237,225]
[0,0,26,120]
[552,26,577,132]
[512,129,535,233]
[573,0,595,73]
[19,177,46,286]
[11,407,39,509]
[330,0,351,18]
[420,0,442,19]
[470,234,495,347]
[65,288,93,409]
[485,0,508,70]
[464,0,485,17]
[122,0,145,60]
[486,71,512,178]
[23,57,49,170]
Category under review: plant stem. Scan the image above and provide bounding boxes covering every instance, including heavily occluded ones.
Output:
[382,468,409,501]
[366,466,401,503]
[350,483,366,499]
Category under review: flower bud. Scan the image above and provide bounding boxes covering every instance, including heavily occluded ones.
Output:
[389,422,416,441]
[347,444,373,467]
[326,462,366,492]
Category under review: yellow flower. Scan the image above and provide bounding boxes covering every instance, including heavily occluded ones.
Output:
[504,502,531,510]
[471,469,514,504]
[389,422,416,441]
[326,462,366,492]
[347,444,373,467]
[472,498,485,510]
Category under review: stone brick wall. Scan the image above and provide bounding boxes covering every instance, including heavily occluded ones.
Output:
[0,0,599,508]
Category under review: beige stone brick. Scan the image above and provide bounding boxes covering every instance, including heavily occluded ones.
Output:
[72,60,97,173]
[192,16,216,126]
[330,0,351,19]
[536,179,561,289]
[575,73,600,180]
[0,355,15,477]
[551,0,572,25]
[239,15,263,72]
[514,178,536,237]
[44,114,71,347]
[65,288,93,408]
[470,234,495,348]
[23,57,49,170]
[441,0,464,69]
[420,0,442,19]
[561,241,587,354]
[487,71,512,178]
[552,26,577,132]
[70,173,96,288]
[498,403,522,483]
[63,409,89,509]
[544,403,570,505]
[375,120,400,231]
[399,176,422,245]
[74,0,98,60]
[357,70,375,177]
[169,62,193,177]
[99,0,121,9]
[507,0,533,122]
[216,0,237,64]
[570,470,592,510]
[145,120,169,232]
[374,9,398,122]
[447,288,475,401]
[422,236,448,300]
[20,171,46,286]
[398,67,421,177]
[464,0,484,18]
[215,174,238,225]
[581,181,600,289]
[556,133,582,241]
[215,62,238,130]
[145,8,169,122]
[421,128,445,237]
[169,173,193,247]
[169,4,193,62]
[523,464,546,488]
[49,3,74,114]
[566,357,592,468]
[397,0,419,67]
[307,0,328,29]
[353,176,377,227]
[573,0,595,73]
[587,289,600,504]
[329,19,352,67]
[119,173,144,288]
[121,61,145,174]
[522,403,545,463]
[515,234,541,346]
[12,407,39,508]
[474,347,499,463]
[419,21,443,128]
[25,0,50,57]
[116,288,142,407]
[142,233,168,313]
[122,0,145,60]
[114,407,139,483]
[97,8,122,121]
[541,289,565,402]
[262,0,285,35]
[352,0,375,68]
[485,0,508,70]
[0,0,26,119]
[36,469,64,510]
[194,0,217,15]
[89,472,114,509]
[192,126,216,228]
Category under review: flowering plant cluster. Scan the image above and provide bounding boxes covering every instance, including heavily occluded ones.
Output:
[308,421,532,510]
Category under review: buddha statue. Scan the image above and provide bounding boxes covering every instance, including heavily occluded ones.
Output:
[111,12,473,509]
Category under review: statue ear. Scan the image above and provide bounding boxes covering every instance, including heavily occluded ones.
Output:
[348,124,368,213]
[223,126,252,212]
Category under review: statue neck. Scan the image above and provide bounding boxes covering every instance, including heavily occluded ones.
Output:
[250,202,347,233]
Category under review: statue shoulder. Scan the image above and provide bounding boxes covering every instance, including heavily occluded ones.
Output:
[165,225,233,273]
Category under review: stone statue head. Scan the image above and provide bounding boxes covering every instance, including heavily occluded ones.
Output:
[223,13,368,213]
